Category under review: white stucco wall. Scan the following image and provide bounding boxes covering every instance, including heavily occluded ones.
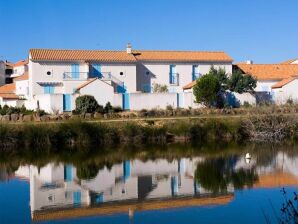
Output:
[137,62,232,93]
[11,64,28,77]
[30,94,64,113]
[272,79,298,104]
[0,98,24,107]
[78,79,114,106]
[101,63,137,92]
[15,80,29,98]
[255,80,279,92]
[129,93,178,110]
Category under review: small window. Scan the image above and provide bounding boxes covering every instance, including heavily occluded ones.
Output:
[120,72,124,76]
[145,71,150,76]
[47,71,51,76]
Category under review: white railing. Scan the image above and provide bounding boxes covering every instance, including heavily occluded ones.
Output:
[63,72,89,80]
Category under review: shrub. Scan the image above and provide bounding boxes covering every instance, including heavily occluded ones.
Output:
[152,83,168,93]
[75,95,101,114]
[193,74,221,107]
[104,102,113,113]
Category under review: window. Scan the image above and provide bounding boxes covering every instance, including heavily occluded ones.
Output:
[169,65,177,84]
[47,71,51,76]
[145,71,150,76]
[120,72,124,76]
[44,85,55,94]
[192,65,200,81]
[91,64,101,78]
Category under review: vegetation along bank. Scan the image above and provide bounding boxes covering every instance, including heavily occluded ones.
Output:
[0,114,297,150]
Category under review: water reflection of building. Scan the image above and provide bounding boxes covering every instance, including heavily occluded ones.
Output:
[15,157,235,221]
[13,151,298,222]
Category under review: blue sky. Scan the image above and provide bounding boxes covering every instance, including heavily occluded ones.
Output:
[1,0,298,63]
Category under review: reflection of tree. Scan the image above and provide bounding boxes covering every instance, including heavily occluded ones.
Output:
[195,157,258,194]
[76,163,101,180]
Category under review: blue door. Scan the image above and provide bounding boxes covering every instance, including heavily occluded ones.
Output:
[73,191,81,205]
[71,64,80,79]
[123,160,131,181]
[63,94,71,111]
[91,64,102,78]
[64,165,73,182]
[177,93,184,108]
[171,176,178,196]
[122,93,130,110]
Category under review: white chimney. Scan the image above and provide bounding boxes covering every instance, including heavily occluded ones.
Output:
[126,43,132,54]
[246,60,253,64]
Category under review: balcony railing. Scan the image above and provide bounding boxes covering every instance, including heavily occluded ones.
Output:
[63,71,124,92]
[192,72,202,81]
[63,72,89,80]
[169,73,179,86]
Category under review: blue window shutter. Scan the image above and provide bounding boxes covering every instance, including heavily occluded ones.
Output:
[92,64,101,78]
[71,64,79,79]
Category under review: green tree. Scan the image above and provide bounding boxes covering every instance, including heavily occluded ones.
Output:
[228,69,257,93]
[75,95,101,114]
[193,73,221,107]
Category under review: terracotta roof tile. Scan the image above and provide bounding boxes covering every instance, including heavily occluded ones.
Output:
[0,83,15,94]
[183,80,197,90]
[134,50,233,62]
[29,49,233,63]
[272,77,297,89]
[0,93,19,99]
[13,59,28,67]
[236,64,298,80]
[76,78,98,90]
[13,72,29,81]
[32,195,233,221]
[30,49,137,62]
[280,58,298,64]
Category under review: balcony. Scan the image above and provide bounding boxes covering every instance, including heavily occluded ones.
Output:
[169,73,179,86]
[192,72,202,81]
[63,72,89,80]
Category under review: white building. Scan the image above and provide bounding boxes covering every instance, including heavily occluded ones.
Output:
[3,45,230,113]
[236,63,298,104]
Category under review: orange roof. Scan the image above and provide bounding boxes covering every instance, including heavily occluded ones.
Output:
[272,77,297,89]
[30,49,137,62]
[5,61,14,67]
[236,64,298,80]
[0,93,19,99]
[76,78,98,90]
[183,80,197,90]
[13,59,28,67]
[134,50,233,62]
[29,49,233,63]
[13,72,29,81]
[254,172,298,188]
[32,195,233,222]
[280,58,298,64]
[0,83,15,94]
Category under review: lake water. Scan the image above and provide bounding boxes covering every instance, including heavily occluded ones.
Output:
[0,144,298,224]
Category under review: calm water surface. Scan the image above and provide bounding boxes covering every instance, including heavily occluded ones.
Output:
[0,144,298,224]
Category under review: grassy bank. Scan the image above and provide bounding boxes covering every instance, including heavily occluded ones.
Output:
[0,114,297,150]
